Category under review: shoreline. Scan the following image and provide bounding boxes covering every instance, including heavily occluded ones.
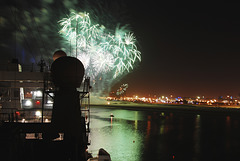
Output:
[91,102,240,115]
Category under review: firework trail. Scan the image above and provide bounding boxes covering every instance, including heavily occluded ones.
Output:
[116,84,128,96]
[58,11,141,95]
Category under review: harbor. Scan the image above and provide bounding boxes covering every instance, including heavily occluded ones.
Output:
[1,1,240,160]
[88,106,240,161]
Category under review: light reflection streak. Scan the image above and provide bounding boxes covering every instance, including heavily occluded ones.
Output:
[146,115,151,138]
[160,121,165,135]
[225,116,231,150]
[110,116,113,128]
[134,111,138,131]
[194,114,201,161]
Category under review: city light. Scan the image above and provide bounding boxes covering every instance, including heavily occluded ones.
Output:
[106,95,240,107]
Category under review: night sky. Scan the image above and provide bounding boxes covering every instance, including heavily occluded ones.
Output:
[118,1,240,98]
[1,0,240,98]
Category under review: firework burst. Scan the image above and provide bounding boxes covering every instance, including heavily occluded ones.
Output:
[58,11,141,94]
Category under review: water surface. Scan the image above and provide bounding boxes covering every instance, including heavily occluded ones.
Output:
[88,106,240,161]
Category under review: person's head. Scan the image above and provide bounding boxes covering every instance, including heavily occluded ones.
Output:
[53,50,67,61]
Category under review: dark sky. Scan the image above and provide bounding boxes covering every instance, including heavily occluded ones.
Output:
[116,1,240,98]
[1,0,240,98]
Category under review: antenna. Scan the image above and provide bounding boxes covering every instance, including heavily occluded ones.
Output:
[76,17,78,58]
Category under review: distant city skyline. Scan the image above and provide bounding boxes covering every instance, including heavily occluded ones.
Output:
[111,85,240,98]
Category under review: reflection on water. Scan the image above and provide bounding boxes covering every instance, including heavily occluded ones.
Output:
[88,106,240,161]
[89,108,144,161]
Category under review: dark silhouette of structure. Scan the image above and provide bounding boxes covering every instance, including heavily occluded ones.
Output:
[53,50,67,61]
[0,54,88,161]
[50,56,87,161]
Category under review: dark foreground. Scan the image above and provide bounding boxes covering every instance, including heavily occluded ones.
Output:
[0,123,86,161]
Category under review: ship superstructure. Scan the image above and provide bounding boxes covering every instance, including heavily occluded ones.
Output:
[0,59,111,161]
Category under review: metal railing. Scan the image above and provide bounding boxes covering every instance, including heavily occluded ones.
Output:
[0,63,50,72]
[0,108,17,122]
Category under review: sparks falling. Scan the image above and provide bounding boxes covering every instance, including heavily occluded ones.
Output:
[58,11,141,80]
